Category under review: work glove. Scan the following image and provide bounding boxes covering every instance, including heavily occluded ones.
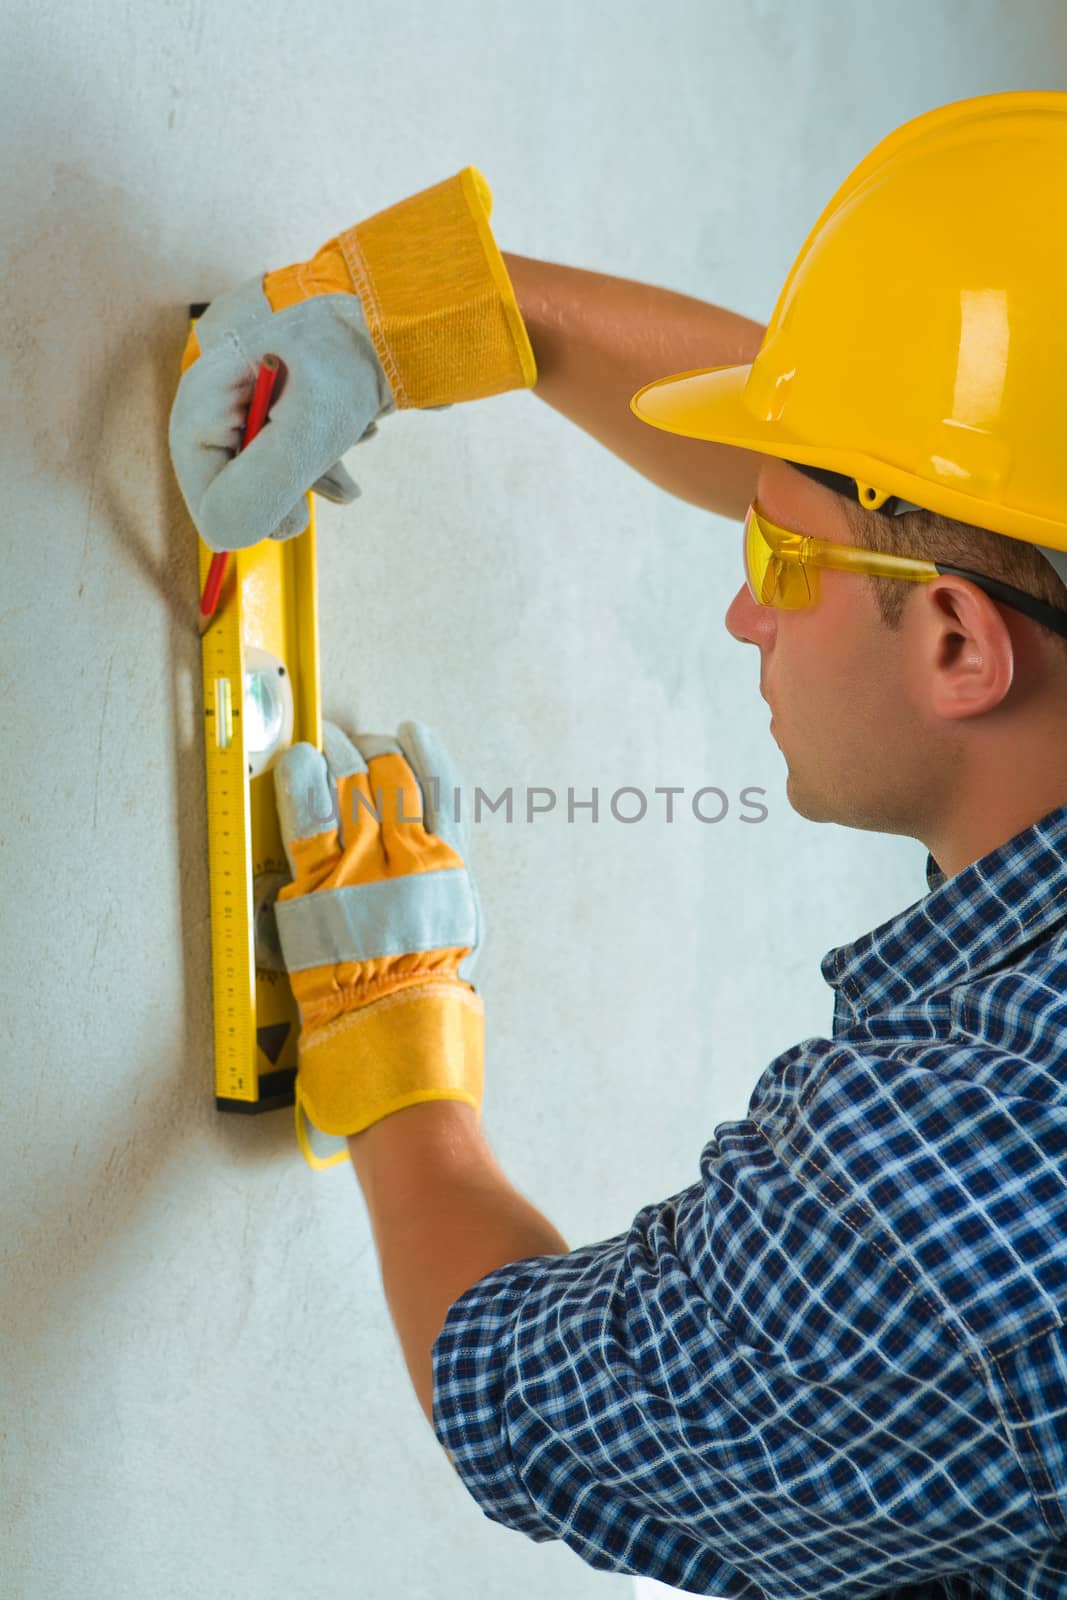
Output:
[272,718,485,1158]
[168,166,537,552]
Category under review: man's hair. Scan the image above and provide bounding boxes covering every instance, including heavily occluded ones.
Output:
[838,495,1067,669]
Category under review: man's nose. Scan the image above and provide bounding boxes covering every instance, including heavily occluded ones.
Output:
[725,582,777,646]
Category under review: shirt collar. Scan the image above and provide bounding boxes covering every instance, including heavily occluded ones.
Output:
[822,802,1067,1018]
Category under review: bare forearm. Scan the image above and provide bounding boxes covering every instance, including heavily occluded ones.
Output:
[347,1101,569,1430]
[503,252,767,522]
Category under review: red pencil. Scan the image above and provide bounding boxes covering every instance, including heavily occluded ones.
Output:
[198,353,281,628]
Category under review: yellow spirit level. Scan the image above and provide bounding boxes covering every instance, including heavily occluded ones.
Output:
[190,303,322,1118]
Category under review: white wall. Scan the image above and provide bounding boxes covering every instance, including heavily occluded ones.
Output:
[3,2,1064,1596]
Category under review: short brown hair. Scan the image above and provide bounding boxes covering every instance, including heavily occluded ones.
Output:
[839,496,1067,669]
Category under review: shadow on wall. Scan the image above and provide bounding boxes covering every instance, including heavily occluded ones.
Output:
[5,156,230,635]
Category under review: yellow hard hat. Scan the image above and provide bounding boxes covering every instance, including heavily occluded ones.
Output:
[631,90,1067,577]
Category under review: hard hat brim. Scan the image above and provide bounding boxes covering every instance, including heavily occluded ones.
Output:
[630,361,853,487]
[630,362,781,449]
[629,361,1067,549]
[629,360,875,489]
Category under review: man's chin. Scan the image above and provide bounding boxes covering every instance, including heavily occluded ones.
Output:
[784,771,834,825]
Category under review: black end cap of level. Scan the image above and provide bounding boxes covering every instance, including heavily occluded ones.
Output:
[216,1067,297,1116]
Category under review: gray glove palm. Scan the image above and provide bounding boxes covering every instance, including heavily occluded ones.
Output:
[168,275,397,551]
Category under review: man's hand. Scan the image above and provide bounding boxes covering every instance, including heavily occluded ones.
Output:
[271,718,485,1141]
[168,281,393,550]
[168,167,536,553]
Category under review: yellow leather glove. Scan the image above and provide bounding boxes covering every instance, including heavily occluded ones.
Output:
[271,719,484,1143]
[169,167,536,551]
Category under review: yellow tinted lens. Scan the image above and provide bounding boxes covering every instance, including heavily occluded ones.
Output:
[744,507,815,609]
[744,505,777,604]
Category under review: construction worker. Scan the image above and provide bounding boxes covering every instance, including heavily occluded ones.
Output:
[169,90,1067,1597]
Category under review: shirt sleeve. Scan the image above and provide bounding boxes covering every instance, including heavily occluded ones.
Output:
[431,1034,1062,1599]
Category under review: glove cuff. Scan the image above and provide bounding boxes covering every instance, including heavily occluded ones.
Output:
[296,979,485,1138]
[326,166,537,409]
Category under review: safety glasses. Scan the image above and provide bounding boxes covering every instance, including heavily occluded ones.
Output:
[743,503,1067,643]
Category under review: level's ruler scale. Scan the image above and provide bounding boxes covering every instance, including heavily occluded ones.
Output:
[201,562,256,1100]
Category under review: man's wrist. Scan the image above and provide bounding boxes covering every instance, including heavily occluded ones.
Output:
[347,1097,490,1203]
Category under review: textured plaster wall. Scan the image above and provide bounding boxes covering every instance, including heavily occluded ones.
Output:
[3,3,1064,1597]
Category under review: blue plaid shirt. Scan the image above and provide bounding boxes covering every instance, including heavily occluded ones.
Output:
[431,803,1067,1599]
